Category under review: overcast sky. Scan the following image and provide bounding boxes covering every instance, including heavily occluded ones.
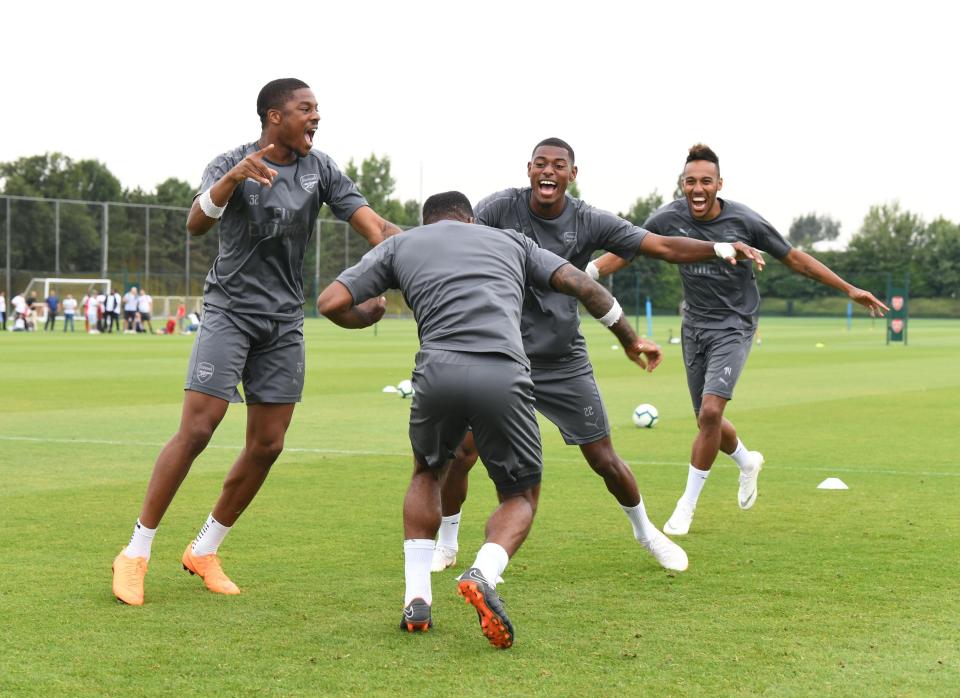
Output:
[3,0,955,247]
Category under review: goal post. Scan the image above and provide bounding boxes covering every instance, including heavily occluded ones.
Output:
[24,277,112,321]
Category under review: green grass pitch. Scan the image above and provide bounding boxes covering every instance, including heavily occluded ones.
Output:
[1,316,957,695]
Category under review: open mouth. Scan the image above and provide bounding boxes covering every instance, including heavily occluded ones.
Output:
[538,179,558,196]
[690,195,709,215]
[304,127,317,149]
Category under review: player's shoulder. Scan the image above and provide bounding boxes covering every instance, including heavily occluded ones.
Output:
[571,196,625,226]
[719,198,764,222]
[644,198,687,226]
[207,141,258,170]
[475,188,524,215]
[303,148,340,170]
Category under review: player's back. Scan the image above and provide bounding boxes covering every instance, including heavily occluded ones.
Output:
[389,221,560,367]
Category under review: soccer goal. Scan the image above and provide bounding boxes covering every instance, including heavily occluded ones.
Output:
[23,277,112,323]
[150,295,205,321]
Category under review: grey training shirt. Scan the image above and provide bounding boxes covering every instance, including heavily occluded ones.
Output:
[644,198,792,330]
[336,221,569,368]
[198,142,368,318]
[475,188,645,370]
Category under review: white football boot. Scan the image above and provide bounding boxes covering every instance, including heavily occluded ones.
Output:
[738,451,764,510]
[663,501,695,536]
[429,545,458,573]
[640,528,689,571]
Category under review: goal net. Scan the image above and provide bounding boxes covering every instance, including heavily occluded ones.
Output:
[23,277,112,322]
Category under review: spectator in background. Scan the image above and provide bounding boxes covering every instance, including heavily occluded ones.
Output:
[184,311,200,333]
[123,286,139,331]
[26,291,38,330]
[11,291,26,324]
[62,294,77,332]
[104,288,121,333]
[12,292,28,331]
[81,291,91,332]
[176,302,187,332]
[0,291,6,331]
[137,289,154,334]
[85,291,100,334]
[44,289,59,331]
[163,316,177,335]
[96,289,108,332]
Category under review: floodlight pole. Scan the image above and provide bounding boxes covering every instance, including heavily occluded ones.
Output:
[145,207,151,288]
[5,197,10,300]
[184,225,191,299]
[100,203,109,279]
[54,200,60,275]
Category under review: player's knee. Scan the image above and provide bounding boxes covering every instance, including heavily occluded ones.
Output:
[249,436,284,466]
[697,403,724,429]
[179,423,216,456]
[585,449,624,479]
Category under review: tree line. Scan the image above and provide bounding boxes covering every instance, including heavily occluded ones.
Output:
[2,152,958,313]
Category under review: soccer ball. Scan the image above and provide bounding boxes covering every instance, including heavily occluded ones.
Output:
[632,403,659,428]
[397,379,414,399]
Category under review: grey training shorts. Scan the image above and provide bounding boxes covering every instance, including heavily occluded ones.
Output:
[529,365,610,445]
[681,323,755,412]
[184,306,305,404]
[409,349,542,495]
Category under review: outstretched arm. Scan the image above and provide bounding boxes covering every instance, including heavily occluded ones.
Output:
[780,249,889,316]
[348,206,404,246]
[316,281,387,329]
[588,235,765,279]
[638,233,766,267]
[187,144,279,236]
[549,263,662,371]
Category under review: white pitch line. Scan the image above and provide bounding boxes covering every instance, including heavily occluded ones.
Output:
[0,434,956,478]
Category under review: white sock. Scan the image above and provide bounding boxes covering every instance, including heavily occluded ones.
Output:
[124,519,156,560]
[404,539,434,606]
[192,514,231,556]
[680,464,711,510]
[472,542,509,588]
[436,512,461,550]
[727,439,752,470]
[621,497,658,542]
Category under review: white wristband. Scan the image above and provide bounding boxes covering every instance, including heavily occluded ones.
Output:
[585,260,600,280]
[598,299,623,328]
[714,242,735,260]
[198,188,227,219]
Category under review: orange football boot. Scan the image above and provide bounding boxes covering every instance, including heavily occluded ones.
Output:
[112,551,148,606]
[181,544,241,595]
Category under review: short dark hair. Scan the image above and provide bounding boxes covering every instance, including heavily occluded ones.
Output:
[532,137,575,164]
[422,191,474,225]
[257,78,310,127]
[686,143,720,174]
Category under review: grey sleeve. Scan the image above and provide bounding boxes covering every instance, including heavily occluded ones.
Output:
[521,236,570,290]
[585,206,647,259]
[335,238,398,303]
[318,153,370,222]
[475,193,512,228]
[748,211,792,259]
[641,209,665,235]
[197,150,243,196]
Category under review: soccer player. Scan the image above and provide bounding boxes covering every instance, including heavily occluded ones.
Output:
[592,143,888,534]
[430,138,765,574]
[318,191,664,649]
[111,78,401,606]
